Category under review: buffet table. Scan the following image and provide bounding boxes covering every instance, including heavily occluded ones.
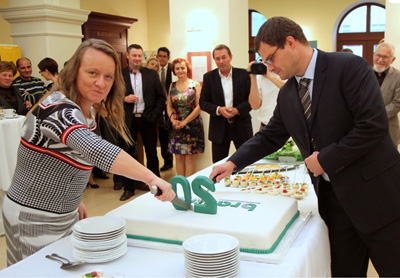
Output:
[0,115,25,236]
[0,161,331,277]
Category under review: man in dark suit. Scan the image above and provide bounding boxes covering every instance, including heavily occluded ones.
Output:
[157,47,173,171]
[210,17,400,276]
[200,44,253,163]
[119,44,166,201]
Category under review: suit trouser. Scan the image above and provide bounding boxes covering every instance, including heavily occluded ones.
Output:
[129,116,160,178]
[158,126,173,166]
[318,178,400,277]
[211,121,252,163]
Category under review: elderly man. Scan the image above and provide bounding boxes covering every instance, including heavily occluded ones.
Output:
[12,57,46,105]
[373,42,400,147]
[210,17,400,276]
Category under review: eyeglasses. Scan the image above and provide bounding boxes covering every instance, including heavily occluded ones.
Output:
[375,54,391,60]
[265,46,279,65]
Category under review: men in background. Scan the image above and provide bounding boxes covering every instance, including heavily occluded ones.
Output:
[373,42,400,147]
[210,17,400,276]
[200,44,253,163]
[12,57,46,105]
[157,47,173,171]
[247,61,285,130]
[118,44,165,201]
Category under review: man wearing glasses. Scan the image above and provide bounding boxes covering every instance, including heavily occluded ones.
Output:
[373,42,400,147]
[200,44,253,163]
[210,17,400,276]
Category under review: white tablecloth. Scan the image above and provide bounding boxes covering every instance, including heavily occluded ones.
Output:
[0,116,25,236]
[0,161,331,277]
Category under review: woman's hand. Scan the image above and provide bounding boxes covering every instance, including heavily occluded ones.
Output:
[149,177,176,202]
[172,119,186,129]
[78,201,88,220]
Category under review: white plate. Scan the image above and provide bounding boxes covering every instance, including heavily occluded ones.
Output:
[183,233,239,255]
[73,216,126,235]
[5,114,19,119]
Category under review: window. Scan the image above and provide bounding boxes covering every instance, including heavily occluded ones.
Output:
[248,9,266,62]
[336,3,385,65]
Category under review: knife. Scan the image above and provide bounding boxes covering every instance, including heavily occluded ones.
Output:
[150,185,194,211]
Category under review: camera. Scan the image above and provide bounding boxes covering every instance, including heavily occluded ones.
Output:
[250,63,267,75]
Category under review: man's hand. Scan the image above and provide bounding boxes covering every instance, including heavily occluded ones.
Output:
[125,94,138,103]
[218,107,239,119]
[304,151,325,177]
[24,101,32,110]
[209,161,236,183]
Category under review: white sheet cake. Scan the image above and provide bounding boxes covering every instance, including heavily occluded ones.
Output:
[107,191,299,253]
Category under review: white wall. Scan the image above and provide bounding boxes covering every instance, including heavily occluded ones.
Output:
[385,0,400,68]
[169,0,252,171]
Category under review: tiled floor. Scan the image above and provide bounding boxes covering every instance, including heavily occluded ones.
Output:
[0,149,379,276]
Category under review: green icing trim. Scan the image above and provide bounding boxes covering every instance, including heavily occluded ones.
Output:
[127,234,183,245]
[126,210,300,254]
[239,210,300,254]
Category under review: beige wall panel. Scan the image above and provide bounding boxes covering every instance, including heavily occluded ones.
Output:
[146,0,170,52]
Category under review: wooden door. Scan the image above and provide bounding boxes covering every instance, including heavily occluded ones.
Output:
[82,12,137,69]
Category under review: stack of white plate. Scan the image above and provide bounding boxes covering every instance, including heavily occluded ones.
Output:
[71,216,127,263]
[182,233,240,278]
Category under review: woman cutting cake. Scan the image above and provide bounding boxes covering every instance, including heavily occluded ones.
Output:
[2,39,175,266]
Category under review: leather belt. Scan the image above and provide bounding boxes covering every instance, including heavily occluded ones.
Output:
[227,117,235,124]
[133,113,142,118]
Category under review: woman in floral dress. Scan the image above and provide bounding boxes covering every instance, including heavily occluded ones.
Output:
[166,58,204,177]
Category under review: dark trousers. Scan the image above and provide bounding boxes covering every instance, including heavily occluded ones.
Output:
[158,126,173,166]
[211,122,252,163]
[318,178,400,277]
[130,116,160,177]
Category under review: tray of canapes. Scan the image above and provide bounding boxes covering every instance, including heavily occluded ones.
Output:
[237,163,297,174]
[223,172,309,200]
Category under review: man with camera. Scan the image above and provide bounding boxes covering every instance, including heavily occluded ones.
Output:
[248,61,285,130]
[200,44,253,163]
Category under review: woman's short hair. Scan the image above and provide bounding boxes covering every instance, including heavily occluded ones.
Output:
[38,57,59,75]
[171,58,192,77]
[0,61,17,76]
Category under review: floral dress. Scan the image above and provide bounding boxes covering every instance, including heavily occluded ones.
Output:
[168,80,205,155]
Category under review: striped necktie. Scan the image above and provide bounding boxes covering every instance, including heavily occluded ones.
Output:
[298,78,312,127]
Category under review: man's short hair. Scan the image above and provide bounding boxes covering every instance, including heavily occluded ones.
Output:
[16,57,31,68]
[212,44,232,59]
[255,17,309,52]
[157,47,170,57]
[127,44,143,53]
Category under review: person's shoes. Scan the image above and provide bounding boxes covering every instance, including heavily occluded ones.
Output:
[114,183,124,190]
[120,190,135,201]
[94,172,109,179]
[87,182,99,188]
[135,182,150,191]
[160,164,173,171]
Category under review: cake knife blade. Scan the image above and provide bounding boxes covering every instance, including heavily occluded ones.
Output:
[150,185,194,211]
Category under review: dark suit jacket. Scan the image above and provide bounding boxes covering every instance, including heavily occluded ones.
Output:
[229,50,400,233]
[122,67,166,128]
[0,86,28,115]
[199,67,253,144]
[165,63,172,93]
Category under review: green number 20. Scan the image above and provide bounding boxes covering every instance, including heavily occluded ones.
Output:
[170,175,217,215]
